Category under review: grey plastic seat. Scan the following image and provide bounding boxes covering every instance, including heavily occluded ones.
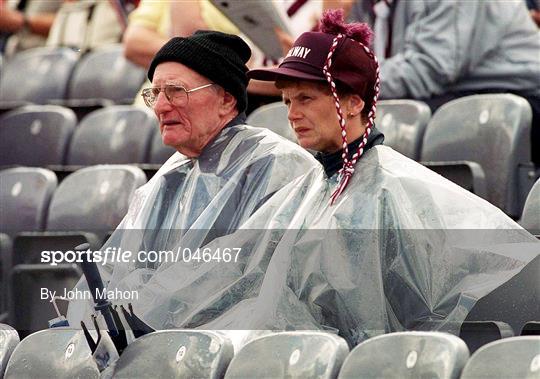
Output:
[460,336,540,379]
[67,44,146,105]
[0,324,19,376]
[422,161,488,199]
[225,331,349,379]
[4,329,99,378]
[0,47,79,107]
[0,105,77,166]
[338,332,469,379]
[376,99,431,160]
[421,94,535,217]
[67,106,155,165]
[246,102,298,143]
[459,321,514,354]
[46,165,146,231]
[521,179,540,234]
[0,167,57,235]
[113,330,234,379]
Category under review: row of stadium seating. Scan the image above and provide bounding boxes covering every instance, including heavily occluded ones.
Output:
[0,45,145,119]
[0,326,538,378]
[0,104,175,170]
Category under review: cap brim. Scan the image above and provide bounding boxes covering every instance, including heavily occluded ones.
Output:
[248,66,325,82]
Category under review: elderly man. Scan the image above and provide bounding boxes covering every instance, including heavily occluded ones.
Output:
[67,31,318,325]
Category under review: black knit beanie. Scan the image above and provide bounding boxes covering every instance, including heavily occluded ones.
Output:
[148,31,251,113]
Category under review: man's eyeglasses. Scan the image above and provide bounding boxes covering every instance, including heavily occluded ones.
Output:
[141,83,214,108]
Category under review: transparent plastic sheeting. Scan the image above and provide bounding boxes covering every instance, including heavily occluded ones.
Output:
[68,146,539,348]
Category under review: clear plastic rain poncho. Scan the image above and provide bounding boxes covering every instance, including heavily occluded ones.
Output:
[67,123,318,323]
[69,144,539,348]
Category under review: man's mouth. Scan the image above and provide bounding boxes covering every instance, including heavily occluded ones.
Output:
[160,120,182,129]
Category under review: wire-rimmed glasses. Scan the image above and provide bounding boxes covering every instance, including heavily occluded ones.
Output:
[141,83,214,108]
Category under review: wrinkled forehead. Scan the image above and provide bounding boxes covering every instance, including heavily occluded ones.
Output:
[152,61,209,87]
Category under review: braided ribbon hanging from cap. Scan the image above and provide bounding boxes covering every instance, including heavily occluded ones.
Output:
[322,33,381,205]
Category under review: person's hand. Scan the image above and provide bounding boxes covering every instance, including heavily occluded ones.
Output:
[274,27,294,56]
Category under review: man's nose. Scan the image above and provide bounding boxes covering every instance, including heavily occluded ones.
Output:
[153,90,172,114]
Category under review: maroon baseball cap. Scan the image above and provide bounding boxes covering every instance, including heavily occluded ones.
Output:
[248,31,377,102]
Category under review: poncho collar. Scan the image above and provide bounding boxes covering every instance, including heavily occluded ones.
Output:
[315,126,385,178]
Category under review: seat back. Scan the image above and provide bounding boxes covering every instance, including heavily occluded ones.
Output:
[67,106,155,165]
[148,126,176,164]
[338,332,469,379]
[460,336,540,379]
[46,165,146,231]
[225,332,349,379]
[68,45,145,104]
[0,324,19,376]
[422,161,488,199]
[0,105,77,166]
[376,100,431,160]
[4,329,99,378]
[421,94,534,217]
[246,102,298,143]
[459,321,514,353]
[0,167,57,235]
[521,179,540,234]
[0,47,78,104]
[9,264,82,337]
[113,330,234,379]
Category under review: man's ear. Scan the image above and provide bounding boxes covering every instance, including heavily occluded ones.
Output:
[345,94,365,117]
[218,91,238,116]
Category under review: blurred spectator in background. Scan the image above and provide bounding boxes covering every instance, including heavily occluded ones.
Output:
[526,0,540,27]
[352,0,540,166]
[123,0,239,107]
[0,0,63,55]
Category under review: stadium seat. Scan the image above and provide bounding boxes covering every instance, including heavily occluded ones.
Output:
[0,234,12,315]
[0,167,57,235]
[460,336,540,379]
[521,322,540,336]
[521,179,540,234]
[225,331,349,379]
[9,264,82,338]
[376,99,431,160]
[4,329,100,378]
[0,324,19,376]
[246,102,298,143]
[113,330,234,378]
[338,332,469,379]
[66,106,155,166]
[421,94,535,217]
[421,161,488,199]
[459,321,514,353]
[0,47,79,109]
[64,44,146,119]
[46,165,146,232]
[0,105,77,167]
